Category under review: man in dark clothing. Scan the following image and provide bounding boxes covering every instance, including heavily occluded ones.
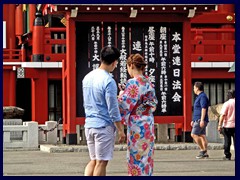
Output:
[191,81,209,159]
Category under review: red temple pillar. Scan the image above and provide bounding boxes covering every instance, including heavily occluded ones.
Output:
[29,4,36,32]
[6,5,17,106]
[31,70,48,124]
[174,123,183,142]
[32,11,44,62]
[182,20,193,142]
[62,13,77,144]
[15,4,23,45]
[7,4,16,49]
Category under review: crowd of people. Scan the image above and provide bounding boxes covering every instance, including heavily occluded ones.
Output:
[82,46,235,176]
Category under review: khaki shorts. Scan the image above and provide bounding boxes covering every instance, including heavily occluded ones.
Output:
[85,126,116,161]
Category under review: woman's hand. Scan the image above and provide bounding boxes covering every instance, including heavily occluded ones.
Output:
[118,83,126,91]
[118,83,126,98]
[151,106,156,112]
[119,90,124,97]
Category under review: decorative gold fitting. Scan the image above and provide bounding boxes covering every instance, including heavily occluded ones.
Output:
[226,15,233,21]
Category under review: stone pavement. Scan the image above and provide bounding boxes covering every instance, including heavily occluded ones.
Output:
[38,142,225,153]
[3,143,235,176]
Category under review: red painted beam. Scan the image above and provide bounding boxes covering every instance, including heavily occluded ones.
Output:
[191,40,234,45]
[191,13,235,24]
[154,116,184,124]
[43,54,66,62]
[191,54,235,62]
[192,68,235,79]
[24,69,40,78]
[24,68,62,79]
[3,66,19,70]
[76,117,85,125]
[48,69,62,79]
[191,28,235,33]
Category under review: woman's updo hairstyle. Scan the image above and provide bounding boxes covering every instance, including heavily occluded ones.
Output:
[127,53,147,71]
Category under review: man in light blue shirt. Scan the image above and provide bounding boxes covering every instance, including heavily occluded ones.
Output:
[82,46,125,176]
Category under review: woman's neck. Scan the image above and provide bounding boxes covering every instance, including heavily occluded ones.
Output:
[132,70,143,78]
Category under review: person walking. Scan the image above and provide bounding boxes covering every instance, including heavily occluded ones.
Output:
[118,53,158,176]
[82,46,126,176]
[218,89,235,160]
[191,81,209,159]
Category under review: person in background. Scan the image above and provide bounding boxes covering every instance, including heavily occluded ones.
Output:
[218,89,235,160]
[82,46,126,176]
[191,81,209,159]
[118,53,158,176]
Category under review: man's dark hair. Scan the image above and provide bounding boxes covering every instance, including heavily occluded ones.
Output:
[100,46,120,65]
[194,81,204,91]
[227,89,235,99]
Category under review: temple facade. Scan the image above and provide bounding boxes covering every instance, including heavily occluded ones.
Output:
[3,4,235,144]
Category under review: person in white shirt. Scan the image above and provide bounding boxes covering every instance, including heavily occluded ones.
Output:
[218,89,235,160]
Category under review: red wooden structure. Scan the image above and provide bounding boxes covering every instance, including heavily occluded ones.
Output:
[3,4,235,144]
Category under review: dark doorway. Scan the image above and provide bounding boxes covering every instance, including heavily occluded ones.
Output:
[48,80,62,122]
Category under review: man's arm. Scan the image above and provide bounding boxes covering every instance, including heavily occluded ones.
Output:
[200,108,207,127]
[218,114,225,132]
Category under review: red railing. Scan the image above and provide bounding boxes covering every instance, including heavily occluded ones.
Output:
[191,28,235,62]
[3,28,67,63]
[44,27,66,62]
[3,49,23,62]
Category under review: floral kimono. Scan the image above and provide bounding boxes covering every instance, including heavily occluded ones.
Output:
[118,75,158,176]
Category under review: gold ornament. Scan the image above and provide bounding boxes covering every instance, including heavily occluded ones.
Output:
[226,15,233,21]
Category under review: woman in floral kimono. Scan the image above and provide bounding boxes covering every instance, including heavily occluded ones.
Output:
[118,53,158,176]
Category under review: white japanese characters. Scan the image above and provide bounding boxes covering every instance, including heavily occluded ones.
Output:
[171,30,182,103]
[88,23,183,115]
[119,26,128,85]
[159,26,168,113]
[90,25,101,70]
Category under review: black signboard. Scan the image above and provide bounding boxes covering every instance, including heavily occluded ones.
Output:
[76,22,183,117]
[167,23,183,115]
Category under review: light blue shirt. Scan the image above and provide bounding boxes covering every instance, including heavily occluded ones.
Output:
[82,68,121,128]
